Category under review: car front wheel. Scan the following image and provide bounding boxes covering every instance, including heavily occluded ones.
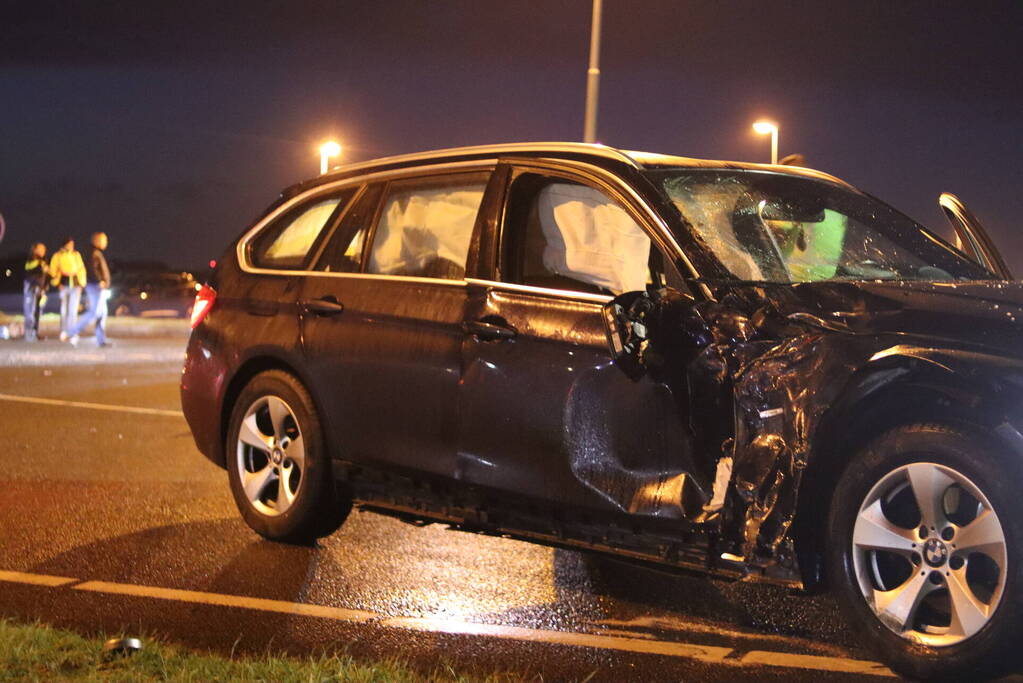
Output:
[226,370,351,544]
[828,423,1023,680]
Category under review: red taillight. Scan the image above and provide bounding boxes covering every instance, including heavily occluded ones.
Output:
[190,284,216,329]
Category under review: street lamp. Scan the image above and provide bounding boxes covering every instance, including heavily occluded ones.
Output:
[319,141,342,175]
[752,121,778,165]
[582,0,603,143]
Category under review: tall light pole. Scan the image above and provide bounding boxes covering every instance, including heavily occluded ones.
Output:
[752,121,778,164]
[583,0,603,144]
[319,141,341,175]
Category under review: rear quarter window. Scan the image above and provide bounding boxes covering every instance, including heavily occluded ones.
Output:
[249,188,356,269]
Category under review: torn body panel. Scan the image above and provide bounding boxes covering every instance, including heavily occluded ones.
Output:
[602,280,1023,580]
[671,292,867,565]
[723,328,864,562]
[562,369,707,519]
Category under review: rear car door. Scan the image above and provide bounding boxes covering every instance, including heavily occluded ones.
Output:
[301,167,494,478]
[239,185,359,363]
[457,161,708,520]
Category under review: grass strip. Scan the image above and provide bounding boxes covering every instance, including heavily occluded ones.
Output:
[0,617,530,683]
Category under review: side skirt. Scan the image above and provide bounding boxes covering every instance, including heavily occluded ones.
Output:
[334,462,802,588]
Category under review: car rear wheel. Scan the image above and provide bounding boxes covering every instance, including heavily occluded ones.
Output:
[827,423,1023,680]
[226,370,351,544]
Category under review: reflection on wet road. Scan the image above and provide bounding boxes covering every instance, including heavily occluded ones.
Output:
[0,338,893,681]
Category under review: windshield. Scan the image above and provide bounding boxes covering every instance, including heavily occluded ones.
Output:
[647,169,991,283]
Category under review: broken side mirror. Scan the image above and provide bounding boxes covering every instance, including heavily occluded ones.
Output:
[602,290,653,380]
[602,287,693,380]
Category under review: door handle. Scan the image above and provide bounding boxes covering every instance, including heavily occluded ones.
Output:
[462,319,517,341]
[301,296,345,316]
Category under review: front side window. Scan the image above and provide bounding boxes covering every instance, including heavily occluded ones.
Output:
[366,173,489,280]
[250,189,355,269]
[649,170,990,283]
[501,173,652,296]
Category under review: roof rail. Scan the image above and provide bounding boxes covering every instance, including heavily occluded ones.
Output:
[323,142,640,177]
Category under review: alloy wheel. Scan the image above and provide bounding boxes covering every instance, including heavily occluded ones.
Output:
[235,395,305,516]
[852,462,1007,646]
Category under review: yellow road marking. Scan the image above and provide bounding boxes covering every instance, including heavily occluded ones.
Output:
[0,570,896,677]
[72,581,376,622]
[0,393,183,417]
[0,570,78,587]
[381,617,733,662]
[742,650,897,677]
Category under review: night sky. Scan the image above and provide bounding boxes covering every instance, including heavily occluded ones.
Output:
[2,1,1021,272]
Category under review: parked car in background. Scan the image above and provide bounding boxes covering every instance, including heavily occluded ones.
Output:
[110,270,199,318]
[181,142,1020,680]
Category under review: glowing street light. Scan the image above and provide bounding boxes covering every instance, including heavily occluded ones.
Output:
[319,141,342,175]
[752,121,779,164]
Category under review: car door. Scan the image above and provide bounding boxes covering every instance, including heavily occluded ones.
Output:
[300,167,494,478]
[456,161,709,520]
[239,185,359,367]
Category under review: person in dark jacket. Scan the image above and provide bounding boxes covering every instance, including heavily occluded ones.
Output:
[23,242,48,342]
[69,232,112,347]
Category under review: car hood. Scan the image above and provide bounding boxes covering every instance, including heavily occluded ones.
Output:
[763,280,1023,357]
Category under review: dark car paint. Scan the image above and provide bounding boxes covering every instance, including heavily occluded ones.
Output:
[181,147,1022,590]
[458,282,707,517]
[300,275,468,476]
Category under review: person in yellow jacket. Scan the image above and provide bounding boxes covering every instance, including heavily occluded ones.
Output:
[49,236,86,341]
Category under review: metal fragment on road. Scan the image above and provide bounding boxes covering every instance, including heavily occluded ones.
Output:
[102,637,143,660]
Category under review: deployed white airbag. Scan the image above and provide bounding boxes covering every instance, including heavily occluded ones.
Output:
[537,183,651,294]
[369,185,485,277]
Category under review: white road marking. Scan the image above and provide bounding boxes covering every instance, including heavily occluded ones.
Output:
[0,393,183,417]
[0,570,78,587]
[0,569,896,677]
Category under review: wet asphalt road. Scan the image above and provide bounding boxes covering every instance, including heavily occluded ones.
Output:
[0,335,927,681]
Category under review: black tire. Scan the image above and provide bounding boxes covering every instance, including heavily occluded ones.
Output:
[226,370,351,544]
[827,423,1023,680]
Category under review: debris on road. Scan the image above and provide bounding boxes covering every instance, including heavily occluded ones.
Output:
[102,636,143,660]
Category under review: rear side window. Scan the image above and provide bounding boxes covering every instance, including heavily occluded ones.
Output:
[366,172,489,280]
[250,188,356,269]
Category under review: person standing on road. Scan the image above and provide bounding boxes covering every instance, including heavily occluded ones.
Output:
[49,237,86,341]
[69,232,112,347]
[23,242,48,342]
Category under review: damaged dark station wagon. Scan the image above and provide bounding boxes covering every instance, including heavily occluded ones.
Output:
[182,142,1023,679]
